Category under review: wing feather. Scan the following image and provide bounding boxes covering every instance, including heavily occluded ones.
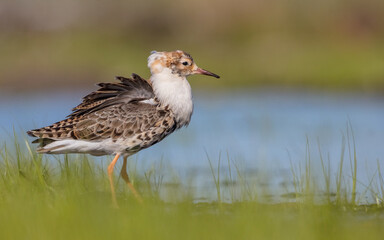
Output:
[27,73,157,144]
[69,73,154,117]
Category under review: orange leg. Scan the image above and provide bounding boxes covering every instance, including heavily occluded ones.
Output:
[121,156,143,203]
[108,153,120,207]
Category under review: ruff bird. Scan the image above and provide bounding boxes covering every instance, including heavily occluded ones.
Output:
[27,50,220,205]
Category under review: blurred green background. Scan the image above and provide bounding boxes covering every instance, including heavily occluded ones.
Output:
[1,0,384,92]
[1,3,384,239]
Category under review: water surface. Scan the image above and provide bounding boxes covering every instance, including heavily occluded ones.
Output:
[1,89,383,200]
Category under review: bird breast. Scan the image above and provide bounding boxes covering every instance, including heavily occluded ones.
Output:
[150,70,193,127]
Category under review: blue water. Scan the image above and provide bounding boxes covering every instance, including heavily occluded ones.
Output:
[1,89,384,200]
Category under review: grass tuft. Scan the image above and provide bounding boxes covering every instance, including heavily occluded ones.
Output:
[0,134,383,239]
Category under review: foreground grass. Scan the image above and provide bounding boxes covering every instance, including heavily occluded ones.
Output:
[1,140,384,240]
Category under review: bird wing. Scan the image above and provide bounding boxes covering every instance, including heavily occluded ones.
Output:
[71,103,172,142]
[27,73,170,143]
[69,73,154,117]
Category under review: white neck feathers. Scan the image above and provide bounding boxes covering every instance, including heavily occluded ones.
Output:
[150,69,193,127]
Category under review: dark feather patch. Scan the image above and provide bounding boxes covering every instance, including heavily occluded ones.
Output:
[69,73,154,117]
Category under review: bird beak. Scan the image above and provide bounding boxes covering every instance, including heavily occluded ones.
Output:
[194,68,220,78]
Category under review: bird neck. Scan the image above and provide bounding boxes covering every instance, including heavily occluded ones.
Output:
[150,69,193,127]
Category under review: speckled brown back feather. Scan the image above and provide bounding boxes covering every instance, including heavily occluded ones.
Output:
[27,74,176,150]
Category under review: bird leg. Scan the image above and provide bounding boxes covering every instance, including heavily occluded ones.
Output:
[108,153,120,207]
[121,156,143,203]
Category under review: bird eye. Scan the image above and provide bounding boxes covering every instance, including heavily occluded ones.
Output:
[182,61,189,66]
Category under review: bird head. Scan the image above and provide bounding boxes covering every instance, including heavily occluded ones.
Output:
[147,50,220,79]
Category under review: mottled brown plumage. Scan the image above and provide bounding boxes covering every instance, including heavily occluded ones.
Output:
[27,73,176,155]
